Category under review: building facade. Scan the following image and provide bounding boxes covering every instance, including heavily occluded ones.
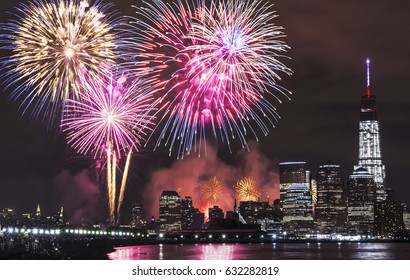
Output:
[279,162,310,210]
[239,201,272,224]
[131,203,144,229]
[403,211,410,233]
[374,200,405,237]
[191,208,205,230]
[159,191,182,232]
[181,196,193,230]
[280,162,314,236]
[356,59,386,201]
[315,162,346,234]
[346,167,377,234]
[208,206,224,221]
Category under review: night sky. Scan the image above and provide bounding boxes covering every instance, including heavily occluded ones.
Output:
[0,0,409,222]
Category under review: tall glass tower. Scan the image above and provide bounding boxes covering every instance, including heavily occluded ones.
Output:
[279,162,310,209]
[279,162,313,236]
[347,167,377,234]
[315,161,346,234]
[357,59,386,201]
[159,190,182,232]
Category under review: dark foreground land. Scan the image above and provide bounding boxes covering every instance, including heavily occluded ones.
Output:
[0,236,114,259]
[2,234,410,260]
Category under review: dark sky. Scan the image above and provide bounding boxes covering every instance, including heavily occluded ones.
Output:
[0,0,409,222]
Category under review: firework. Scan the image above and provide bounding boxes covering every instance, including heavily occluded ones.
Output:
[0,0,121,125]
[123,0,200,84]
[116,150,132,222]
[310,180,317,205]
[127,0,291,159]
[235,177,260,202]
[62,71,156,158]
[200,176,223,208]
[176,186,185,197]
[125,0,203,158]
[61,69,157,224]
[187,0,291,98]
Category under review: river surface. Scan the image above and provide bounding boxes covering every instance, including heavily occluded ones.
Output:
[107,242,410,260]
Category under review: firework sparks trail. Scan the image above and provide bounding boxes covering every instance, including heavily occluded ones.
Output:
[0,0,121,125]
[200,176,223,209]
[235,177,260,202]
[61,69,157,224]
[116,150,132,222]
[126,0,291,159]
[106,147,113,222]
[110,149,117,223]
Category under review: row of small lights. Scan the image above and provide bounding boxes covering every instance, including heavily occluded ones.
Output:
[0,228,61,235]
[157,233,371,241]
[158,233,267,239]
[0,227,134,237]
[1,228,372,241]
[309,234,371,241]
[64,229,134,237]
[331,234,371,241]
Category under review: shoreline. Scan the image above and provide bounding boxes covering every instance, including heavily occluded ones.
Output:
[2,237,410,260]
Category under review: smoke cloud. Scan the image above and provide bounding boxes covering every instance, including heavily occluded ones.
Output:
[238,142,280,203]
[144,141,280,219]
[53,169,103,223]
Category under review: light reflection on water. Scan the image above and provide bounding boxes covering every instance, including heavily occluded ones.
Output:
[107,242,410,260]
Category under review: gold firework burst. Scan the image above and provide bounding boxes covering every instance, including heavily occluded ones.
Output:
[200,176,223,207]
[235,177,260,202]
[1,0,120,124]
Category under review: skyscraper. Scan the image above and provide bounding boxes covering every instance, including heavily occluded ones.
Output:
[279,162,313,236]
[180,196,193,230]
[159,191,182,232]
[208,206,224,221]
[347,167,377,234]
[374,200,405,237]
[279,162,310,209]
[357,59,386,201]
[36,204,41,221]
[315,162,346,234]
[238,201,273,224]
[191,208,205,230]
[131,203,144,229]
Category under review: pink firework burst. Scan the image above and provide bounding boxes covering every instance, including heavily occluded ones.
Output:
[126,0,291,159]
[187,0,291,96]
[61,68,158,224]
[125,0,203,158]
[61,69,157,159]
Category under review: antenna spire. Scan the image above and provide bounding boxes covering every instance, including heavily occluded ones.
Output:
[366,58,371,98]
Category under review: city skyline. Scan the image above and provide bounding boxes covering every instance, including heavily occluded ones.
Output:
[0,0,409,224]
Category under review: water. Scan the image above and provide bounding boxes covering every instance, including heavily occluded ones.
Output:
[107,242,410,260]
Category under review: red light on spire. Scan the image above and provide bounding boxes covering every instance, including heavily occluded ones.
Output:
[366,58,371,98]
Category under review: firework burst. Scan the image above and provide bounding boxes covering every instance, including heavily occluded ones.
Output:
[200,176,223,208]
[235,177,260,202]
[187,0,291,98]
[125,0,204,158]
[123,0,200,84]
[0,0,121,125]
[61,69,157,224]
[126,0,291,159]
[61,71,156,158]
